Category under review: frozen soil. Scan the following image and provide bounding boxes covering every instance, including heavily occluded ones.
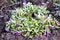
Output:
[0,29,60,40]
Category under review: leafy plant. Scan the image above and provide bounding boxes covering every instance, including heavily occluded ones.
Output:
[6,2,59,38]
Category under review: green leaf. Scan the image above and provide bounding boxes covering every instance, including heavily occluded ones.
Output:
[27,27,32,32]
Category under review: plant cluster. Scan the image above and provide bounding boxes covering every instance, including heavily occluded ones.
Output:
[6,2,59,38]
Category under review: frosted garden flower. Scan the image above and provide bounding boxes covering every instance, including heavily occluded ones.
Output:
[42,3,47,7]
[6,19,15,24]
[49,25,55,29]
[42,22,45,25]
[21,18,27,21]
[57,23,60,26]
[16,23,20,27]
[15,31,20,35]
[23,2,26,6]
[21,30,27,33]
[7,21,12,24]
[40,35,43,39]
[42,19,46,25]
[46,32,51,37]
[46,15,48,18]
[44,32,46,36]
[16,23,23,27]
[5,27,10,32]
[10,19,16,23]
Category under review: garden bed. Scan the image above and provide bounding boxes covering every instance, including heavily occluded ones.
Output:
[0,0,60,40]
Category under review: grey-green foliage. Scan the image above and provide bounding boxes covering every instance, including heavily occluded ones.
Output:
[6,2,58,38]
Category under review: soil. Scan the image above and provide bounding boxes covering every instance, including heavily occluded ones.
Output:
[0,29,60,40]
